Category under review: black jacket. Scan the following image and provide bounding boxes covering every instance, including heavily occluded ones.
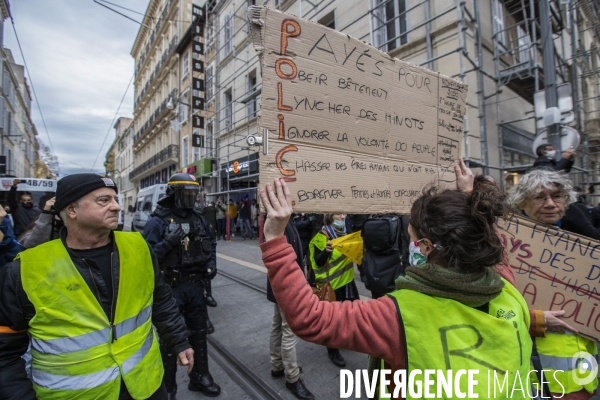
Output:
[267,221,304,303]
[143,206,217,272]
[7,186,41,237]
[0,228,190,398]
[532,156,574,173]
[561,203,600,240]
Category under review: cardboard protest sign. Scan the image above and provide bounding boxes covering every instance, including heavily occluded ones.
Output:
[497,215,600,342]
[0,178,57,191]
[248,6,467,213]
[331,231,363,264]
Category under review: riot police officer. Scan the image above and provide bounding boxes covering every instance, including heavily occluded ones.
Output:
[143,173,221,399]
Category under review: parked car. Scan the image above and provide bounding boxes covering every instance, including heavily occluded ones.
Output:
[130,184,167,232]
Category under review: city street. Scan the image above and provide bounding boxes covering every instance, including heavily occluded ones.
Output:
[149,229,371,399]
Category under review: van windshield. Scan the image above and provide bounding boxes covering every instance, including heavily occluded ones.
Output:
[142,195,153,212]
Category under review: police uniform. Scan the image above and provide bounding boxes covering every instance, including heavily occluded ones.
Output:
[143,173,220,399]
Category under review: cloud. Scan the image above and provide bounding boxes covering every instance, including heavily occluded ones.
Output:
[3,0,143,176]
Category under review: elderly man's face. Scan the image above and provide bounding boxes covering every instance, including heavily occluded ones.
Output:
[522,184,567,225]
[69,188,121,231]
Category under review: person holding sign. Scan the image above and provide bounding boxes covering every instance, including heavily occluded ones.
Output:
[261,161,533,399]
[8,179,41,238]
[508,169,599,399]
[308,213,359,368]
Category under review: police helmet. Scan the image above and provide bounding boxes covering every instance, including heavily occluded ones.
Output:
[165,173,200,209]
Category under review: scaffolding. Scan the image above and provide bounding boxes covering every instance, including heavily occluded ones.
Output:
[200,0,600,199]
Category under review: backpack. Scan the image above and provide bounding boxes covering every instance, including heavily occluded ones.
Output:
[361,215,404,298]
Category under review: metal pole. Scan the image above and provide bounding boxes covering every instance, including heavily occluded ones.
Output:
[539,0,561,152]
[474,0,488,174]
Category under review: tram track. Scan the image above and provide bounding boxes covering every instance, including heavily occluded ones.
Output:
[206,269,279,400]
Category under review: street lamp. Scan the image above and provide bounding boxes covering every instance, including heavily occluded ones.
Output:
[166,96,190,110]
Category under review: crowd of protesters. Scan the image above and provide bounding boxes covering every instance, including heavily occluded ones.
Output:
[2,144,600,399]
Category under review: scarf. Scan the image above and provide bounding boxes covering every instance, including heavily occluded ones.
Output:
[322,224,345,239]
[394,262,504,308]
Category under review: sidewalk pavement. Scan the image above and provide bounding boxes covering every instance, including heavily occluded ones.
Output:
[202,234,371,399]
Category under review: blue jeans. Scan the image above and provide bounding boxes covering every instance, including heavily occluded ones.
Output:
[216,218,226,239]
[239,217,252,238]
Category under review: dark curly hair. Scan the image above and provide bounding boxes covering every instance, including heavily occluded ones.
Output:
[409,180,507,273]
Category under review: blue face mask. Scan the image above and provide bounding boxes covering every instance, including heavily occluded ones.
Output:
[332,220,345,230]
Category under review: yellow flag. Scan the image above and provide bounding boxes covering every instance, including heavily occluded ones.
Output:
[330,231,363,264]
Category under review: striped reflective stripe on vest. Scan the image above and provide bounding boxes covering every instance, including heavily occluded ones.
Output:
[31,304,152,355]
[538,354,595,372]
[315,260,353,284]
[313,255,347,275]
[122,329,154,374]
[32,331,154,390]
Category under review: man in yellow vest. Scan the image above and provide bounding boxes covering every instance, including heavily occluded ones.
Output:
[0,173,193,400]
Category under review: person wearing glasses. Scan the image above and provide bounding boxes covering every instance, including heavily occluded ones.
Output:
[509,169,600,240]
[508,168,599,399]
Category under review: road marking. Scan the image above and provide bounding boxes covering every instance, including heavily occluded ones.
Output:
[217,253,268,273]
[216,253,370,301]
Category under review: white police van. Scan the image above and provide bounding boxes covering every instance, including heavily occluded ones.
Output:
[130,184,167,232]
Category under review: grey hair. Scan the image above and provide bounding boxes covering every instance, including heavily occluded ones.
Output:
[59,209,69,226]
[507,169,578,212]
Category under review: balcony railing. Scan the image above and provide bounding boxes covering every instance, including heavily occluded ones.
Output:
[134,88,178,144]
[135,0,176,77]
[129,144,179,180]
[134,34,179,109]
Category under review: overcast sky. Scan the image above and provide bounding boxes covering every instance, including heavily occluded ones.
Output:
[4,0,148,176]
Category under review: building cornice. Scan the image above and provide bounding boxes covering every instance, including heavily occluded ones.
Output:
[0,0,11,21]
[131,0,161,58]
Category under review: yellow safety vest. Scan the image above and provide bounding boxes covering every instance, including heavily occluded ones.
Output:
[383,279,532,399]
[534,333,598,394]
[20,232,163,400]
[309,231,354,291]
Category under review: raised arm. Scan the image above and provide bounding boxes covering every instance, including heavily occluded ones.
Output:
[260,179,405,368]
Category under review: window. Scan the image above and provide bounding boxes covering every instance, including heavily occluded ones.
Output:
[182,136,189,166]
[182,51,189,78]
[206,15,215,48]
[274,0,280,8]
[142,195,153,212]
[492,0,506,48]
[224,90,233,129]
[372,0,407,51]
[223,13,233,56]
[517,25,531,63]
[318,10,336,29]
[206,63,214,100]
[179,89,190,123]
[246,73,257,119]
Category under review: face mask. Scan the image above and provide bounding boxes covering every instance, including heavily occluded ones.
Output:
[21,201,33,209]
[409,241,427,266]
[332,220,345,230]
[546,150,556,159]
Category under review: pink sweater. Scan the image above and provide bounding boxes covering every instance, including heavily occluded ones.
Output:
[262,237,592,400]
[261,236,405,369]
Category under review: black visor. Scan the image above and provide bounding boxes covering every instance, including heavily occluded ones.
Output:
[173,186,198,209]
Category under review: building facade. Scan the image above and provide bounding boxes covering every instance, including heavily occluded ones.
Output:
[201,0,599,199]
[111,117,135,211]
[130,0,187,192]
[0,0,38,179]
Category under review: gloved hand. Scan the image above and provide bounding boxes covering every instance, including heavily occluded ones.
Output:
[165,224,186,247]
[204,265,217,280]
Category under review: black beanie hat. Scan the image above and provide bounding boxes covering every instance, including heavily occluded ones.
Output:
[55,174,118,212]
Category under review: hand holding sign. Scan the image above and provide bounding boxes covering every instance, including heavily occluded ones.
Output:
[544,310,578,334]
[261,179,294,242]
[455,158,474,192]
